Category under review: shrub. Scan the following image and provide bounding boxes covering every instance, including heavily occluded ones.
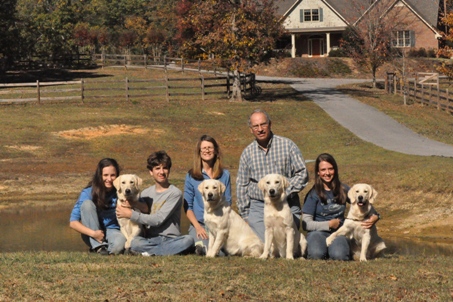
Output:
[327,58,352,75]
[328,48,347,57]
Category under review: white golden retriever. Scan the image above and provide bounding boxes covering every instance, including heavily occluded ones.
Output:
[326,183,386,262]
[113,174,143,251]
[258,174,307,260]
[199,179,263,258]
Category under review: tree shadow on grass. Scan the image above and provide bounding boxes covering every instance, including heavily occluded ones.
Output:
[0,68,112,84]
[245,83,311,103]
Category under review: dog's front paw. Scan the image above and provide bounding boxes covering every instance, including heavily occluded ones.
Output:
[360,256,368,262]
[206,252,216,258]
[286,255,294,260]
[259,253,268,260]
[326,236,334,247]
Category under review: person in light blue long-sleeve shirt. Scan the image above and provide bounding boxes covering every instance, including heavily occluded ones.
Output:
[183,135,231,255]
[69,158,126,255]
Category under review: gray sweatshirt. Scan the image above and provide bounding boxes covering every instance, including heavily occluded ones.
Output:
[130,184,182,238]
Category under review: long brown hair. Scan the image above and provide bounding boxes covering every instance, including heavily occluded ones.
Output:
[86,158,120,209]
[189,134,223,180]
[313,153,347,205]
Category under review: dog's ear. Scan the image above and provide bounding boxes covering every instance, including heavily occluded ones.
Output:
[368,185,378,204]
[219,181,226,194]
[281,176,289,190]
[135,175,143,189]
[113,176,121,192]
[258,176,266,192]
[198,181,205,194]
[347,185,356,203]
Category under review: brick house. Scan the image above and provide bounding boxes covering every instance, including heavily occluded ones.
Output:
[277,0,442,58]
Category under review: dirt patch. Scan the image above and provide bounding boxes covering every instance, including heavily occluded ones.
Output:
[5,145,42,151]
[53,124,161,140]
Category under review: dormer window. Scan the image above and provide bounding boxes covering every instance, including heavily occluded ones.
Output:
[300,8,323,22]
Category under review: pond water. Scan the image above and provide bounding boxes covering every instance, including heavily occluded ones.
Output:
[0,207,452,256]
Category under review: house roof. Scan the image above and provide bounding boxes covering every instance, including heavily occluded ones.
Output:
[406,0,440,27]
[277,0,440,28]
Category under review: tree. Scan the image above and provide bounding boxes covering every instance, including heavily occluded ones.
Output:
[176,0,284,101]
[340,0,410,87]
[437,0,453,78]
[0,0,18,68]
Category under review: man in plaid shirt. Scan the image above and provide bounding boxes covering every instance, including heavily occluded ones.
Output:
[236,109,309,242]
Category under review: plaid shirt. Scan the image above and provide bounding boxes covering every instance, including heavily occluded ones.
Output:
[236,133,309,219]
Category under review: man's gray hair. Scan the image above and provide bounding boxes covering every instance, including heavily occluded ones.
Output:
[248,109,271,127]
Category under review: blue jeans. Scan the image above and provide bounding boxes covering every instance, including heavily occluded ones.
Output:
[80,199,126,255]
[306,231,350,260]
[248,196,301,243]
[188,224,226,256]
[131,235,194,256]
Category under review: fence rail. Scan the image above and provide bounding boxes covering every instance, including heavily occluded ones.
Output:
[0,74,233,104]
[386,73,453,114]
[92,54,230,76]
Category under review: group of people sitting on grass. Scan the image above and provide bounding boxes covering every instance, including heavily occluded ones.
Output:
[69,108,380,259]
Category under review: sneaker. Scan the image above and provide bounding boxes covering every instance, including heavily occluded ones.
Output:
[195,244,206,256]
[93,245,109,256]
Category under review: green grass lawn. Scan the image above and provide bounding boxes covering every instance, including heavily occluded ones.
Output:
[0,67,452,300]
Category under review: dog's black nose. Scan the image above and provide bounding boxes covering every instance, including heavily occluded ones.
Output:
[208,192,213,198]
[125,189,131,194]
[358,195,363,201]
[269,189,275,195]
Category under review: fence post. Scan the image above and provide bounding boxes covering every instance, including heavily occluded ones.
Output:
[227,71,231,97]
[393,76,397,95]
[144,54,147,69]
[165,69,169,102]
[437,76,440,110]
[429,85,432,106]
[182,57,185,73]
[125,77,129,102]
[200,73,205,101]
[81,79,84,103]
[124,56,127,70]
[37,80,40,104]
[447,89,449,110]
[421,85,424,105]
[198,59,201,72]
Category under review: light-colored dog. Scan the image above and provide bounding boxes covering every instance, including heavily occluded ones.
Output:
[199,179,263,258]
[258,174,307,260]
[326,183,386,261]
[113,174,143,251]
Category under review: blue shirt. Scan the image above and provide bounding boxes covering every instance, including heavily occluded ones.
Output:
[236,133,308,219]
[183,169,231,224]
[69,187,120,229]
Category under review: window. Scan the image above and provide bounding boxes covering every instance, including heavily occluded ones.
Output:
[393,30,413,47]
[300,8,323,22]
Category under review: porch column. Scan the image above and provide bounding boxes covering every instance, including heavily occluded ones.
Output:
[291,34,296,58]
[326,32,331,57]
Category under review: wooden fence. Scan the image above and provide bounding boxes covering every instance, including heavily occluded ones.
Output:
[386,72,453,114]
[0,73,234,104]
[92,54,226,75]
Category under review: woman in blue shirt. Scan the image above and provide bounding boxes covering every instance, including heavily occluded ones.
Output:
[69,158,126,255]
[184,135,231,255]
[302,153,379,260]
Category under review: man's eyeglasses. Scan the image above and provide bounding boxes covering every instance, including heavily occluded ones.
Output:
[251,122,269,131]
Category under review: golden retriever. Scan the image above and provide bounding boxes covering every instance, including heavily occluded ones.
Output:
[326,183,386,261]
[258,174,307,260]
[113,174,143,251]
[199,179,263,258]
